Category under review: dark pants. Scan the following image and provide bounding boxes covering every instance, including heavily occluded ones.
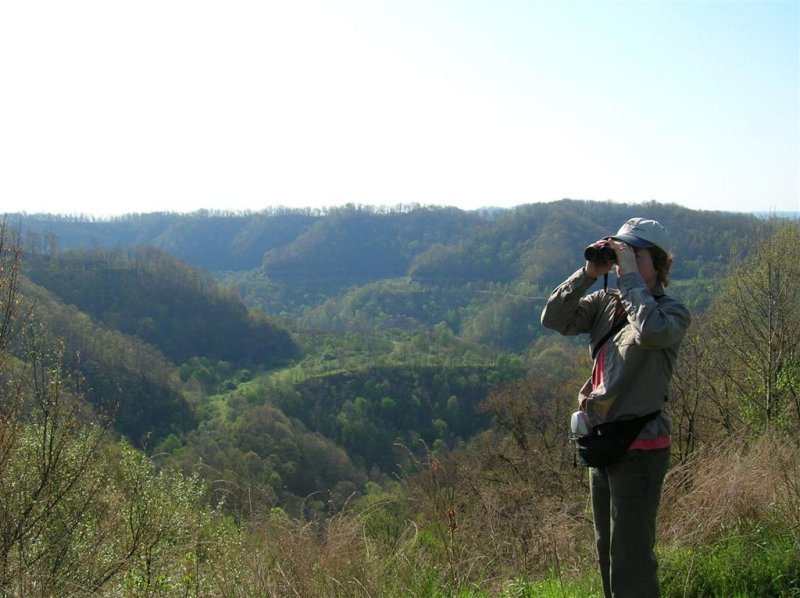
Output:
[590,448,670,598]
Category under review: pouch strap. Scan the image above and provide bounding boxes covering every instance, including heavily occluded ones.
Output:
[592,315,628,361]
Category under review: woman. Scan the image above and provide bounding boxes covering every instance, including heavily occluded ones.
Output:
[541,217,690,597]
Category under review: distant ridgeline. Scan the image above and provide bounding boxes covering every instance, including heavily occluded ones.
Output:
[10,201,776,306]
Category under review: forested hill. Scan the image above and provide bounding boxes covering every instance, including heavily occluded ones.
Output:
[23,246,300,368]
[260,206,483,288]
[408,201,761,285]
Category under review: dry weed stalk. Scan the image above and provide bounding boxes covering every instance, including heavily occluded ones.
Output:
[660,433,798,547]
[399,429,594,593]
[771,435,800,549]
[243,500,421,597]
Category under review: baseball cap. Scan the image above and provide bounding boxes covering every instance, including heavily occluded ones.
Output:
[611,218,671,253]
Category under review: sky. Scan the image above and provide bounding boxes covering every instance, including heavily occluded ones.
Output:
[1,1,798,217]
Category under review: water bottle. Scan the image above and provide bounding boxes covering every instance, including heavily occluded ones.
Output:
[570,410,591,437]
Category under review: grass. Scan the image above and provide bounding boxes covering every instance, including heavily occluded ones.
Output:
[660,520,800,598]
[497,574,603,597]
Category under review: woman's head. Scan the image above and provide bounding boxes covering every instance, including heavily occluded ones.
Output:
[612,218,673,288]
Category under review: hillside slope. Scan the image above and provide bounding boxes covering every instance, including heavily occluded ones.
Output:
[23,247,300,368]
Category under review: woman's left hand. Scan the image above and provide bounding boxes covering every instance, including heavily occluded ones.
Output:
[608,239,638,275]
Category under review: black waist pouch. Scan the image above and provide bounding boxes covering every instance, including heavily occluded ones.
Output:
[574,411,660,468]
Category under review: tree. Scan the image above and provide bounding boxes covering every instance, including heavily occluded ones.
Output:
[0,222,30,358]
[0,223,114,593]
[673,221,800,442]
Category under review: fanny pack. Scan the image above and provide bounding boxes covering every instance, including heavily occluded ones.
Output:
[573,411,660,468]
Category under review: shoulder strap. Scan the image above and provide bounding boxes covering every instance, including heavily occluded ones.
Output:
[592,316,628,361]
[590,291,667,361]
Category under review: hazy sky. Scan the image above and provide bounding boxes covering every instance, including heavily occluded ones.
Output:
[1,1,798,217]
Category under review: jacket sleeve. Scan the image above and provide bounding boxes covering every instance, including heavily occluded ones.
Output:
[540,268,601,335]
[617,272,691,349]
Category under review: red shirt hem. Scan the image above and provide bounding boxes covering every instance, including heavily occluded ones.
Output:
[629,436,672,451]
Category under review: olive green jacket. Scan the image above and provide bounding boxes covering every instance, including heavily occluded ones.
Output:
[541,268,691,439]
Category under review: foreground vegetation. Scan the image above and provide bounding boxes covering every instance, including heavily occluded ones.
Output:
[1,208,798,595]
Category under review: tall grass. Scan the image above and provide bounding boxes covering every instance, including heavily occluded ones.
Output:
[658,433,800,597]
[227,432,800,597]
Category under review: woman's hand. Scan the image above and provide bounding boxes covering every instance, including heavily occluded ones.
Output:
[607,238,638,275]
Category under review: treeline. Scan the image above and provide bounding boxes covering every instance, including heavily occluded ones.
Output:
[12,204,473,272]
[13,200,766,284]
